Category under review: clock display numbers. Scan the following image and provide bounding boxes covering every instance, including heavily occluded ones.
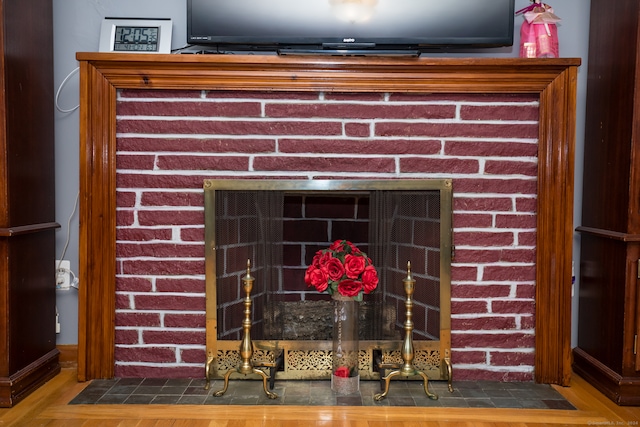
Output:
[113,26,159,52]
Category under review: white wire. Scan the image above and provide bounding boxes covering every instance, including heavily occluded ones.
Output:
[56,190,80,272]
[55,66,80,113]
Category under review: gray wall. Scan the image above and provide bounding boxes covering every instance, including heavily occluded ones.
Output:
[52,0,591,345]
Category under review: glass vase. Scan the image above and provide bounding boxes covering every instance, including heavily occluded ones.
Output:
[331,293,360,394]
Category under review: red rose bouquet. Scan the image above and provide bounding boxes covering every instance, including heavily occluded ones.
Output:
[304,239,378,301]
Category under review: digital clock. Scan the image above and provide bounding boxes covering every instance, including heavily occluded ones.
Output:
[114,26,159,52]
[99,18,172,54]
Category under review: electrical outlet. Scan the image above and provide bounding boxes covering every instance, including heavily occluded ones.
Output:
[56,260,71,289]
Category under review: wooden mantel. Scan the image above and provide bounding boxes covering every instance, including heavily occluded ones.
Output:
[76,53,580,385]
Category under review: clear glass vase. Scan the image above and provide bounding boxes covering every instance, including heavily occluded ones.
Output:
[331,293,360,394]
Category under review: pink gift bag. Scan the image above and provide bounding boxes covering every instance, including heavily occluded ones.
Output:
[517,1,561,58]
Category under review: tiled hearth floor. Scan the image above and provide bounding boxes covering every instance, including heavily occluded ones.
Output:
[70,377,576,410]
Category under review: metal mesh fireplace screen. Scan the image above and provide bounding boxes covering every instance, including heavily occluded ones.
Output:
[204,179,452,381]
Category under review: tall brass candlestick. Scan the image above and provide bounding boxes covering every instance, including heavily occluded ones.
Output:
[212,259,278,399]
[374,261,438,401]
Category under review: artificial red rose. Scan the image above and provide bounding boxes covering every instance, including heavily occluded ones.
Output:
[305,265,328,292]
[320,251,333,268]
[333,366,350,378]
[337,279,363,297]
[347,241,361,254]
[325,256,345,281]
[311,252,323,268]
[329,239,346,252]
[306,240,376,299]
[362,265,379,294]
[344,254,365,279]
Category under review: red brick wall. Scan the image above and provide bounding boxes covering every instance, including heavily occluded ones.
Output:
[114,90,539,380]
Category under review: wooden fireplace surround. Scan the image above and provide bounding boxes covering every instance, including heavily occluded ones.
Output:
[76,53,580,385]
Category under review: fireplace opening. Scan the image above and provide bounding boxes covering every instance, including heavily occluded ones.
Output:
[204,179,452,381]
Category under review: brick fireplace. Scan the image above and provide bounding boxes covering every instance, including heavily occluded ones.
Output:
[76,54,579,386]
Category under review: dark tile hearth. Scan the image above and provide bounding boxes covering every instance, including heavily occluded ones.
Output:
[69,378,576,410]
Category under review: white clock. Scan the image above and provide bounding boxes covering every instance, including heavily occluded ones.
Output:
[99,18,172,54]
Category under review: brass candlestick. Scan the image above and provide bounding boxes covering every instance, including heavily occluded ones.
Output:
[212,259,278,399]
[374,261,438,401]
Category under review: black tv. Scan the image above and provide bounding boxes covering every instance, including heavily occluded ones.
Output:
[186,0,515,55]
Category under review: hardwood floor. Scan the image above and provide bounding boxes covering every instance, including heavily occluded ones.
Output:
[1,368,639,426]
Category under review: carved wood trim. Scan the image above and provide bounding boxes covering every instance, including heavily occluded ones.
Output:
[76,53,580,384]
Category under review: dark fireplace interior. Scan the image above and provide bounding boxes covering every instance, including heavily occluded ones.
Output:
[209,180,451,347]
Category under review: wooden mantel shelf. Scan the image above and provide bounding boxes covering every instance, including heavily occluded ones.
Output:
[76,53,580,385]
[77,52,580,92]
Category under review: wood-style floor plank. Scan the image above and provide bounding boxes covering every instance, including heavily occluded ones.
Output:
[1,368,639,427]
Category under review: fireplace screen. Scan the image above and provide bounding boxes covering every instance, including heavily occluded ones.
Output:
[204,179,452,382]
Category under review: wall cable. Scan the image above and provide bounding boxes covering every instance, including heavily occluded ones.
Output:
[56,190,80,290]
[55,66,80,113]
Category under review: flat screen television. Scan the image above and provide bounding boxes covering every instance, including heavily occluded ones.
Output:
[186,0,515,55]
